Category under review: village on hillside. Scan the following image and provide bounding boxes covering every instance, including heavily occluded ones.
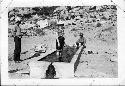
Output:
[8,5,117,79]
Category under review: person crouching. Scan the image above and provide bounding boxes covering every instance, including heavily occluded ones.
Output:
[76,33,86,49]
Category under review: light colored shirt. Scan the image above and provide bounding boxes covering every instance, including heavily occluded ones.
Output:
[13,25,21,37]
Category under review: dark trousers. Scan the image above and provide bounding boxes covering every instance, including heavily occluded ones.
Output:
[14,36,21,61]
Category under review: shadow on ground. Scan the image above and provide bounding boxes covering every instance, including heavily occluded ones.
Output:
[38,45,78,63]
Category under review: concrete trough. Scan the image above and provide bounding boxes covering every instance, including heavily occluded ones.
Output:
[28,46,84,79]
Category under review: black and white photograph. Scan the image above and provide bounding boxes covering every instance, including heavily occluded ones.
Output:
[8,5,118,79]
[2,0,125,85]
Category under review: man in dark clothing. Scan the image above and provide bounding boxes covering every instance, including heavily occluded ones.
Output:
[13,18,22,62]
[56,35,65,50]
[56,32,65,57]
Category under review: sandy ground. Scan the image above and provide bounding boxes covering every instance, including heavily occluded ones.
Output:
[8,33,57,78]
[75,50,117,78]
[8,31,117,78]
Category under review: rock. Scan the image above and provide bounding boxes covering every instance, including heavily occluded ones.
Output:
[34,43,47,53]
[88,51,93,54]
[110,56,117,62]
[45,63,56,79]
[96,22,102,27]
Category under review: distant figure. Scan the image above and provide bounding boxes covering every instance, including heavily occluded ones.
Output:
[56,31,65,57]
[13,16,22,63]
[76,33,86,49]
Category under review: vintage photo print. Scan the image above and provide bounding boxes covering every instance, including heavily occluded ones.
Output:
[8,5,118,79]
[1,0,125,85]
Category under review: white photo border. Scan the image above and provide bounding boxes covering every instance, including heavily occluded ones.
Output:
[1,0,125,85]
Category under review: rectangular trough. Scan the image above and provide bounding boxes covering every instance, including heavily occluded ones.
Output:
[28,46,84,79]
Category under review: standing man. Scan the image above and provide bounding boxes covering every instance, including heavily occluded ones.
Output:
[76,33,86,49]
[13,16,22,62]
[56,30,65,58]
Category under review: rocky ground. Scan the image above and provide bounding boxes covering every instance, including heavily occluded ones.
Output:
[75,41,117,78]
[8,29,117,78]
